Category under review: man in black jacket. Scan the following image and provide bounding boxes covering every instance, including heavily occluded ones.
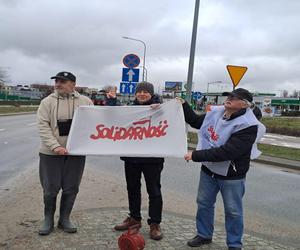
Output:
[103,86,120,106]
[114,81,164,240]
[181,88,265,250]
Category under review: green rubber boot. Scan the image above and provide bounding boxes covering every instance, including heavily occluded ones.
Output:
[39,195,56,235]
[58,193,77,233]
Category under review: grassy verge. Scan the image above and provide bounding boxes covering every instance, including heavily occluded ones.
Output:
[188,132,300,161]
[188,132,198,145]
[0,106,38,114]
[261,117,300,136]
[257,144,300,161]
[261,117,300,129]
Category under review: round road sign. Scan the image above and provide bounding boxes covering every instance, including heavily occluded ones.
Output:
[123,54,140,68]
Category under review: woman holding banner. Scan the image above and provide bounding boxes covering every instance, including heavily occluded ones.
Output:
[114,81,164,241]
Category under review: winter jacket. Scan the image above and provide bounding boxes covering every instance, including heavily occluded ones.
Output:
[37,91,93,155]
[183,102,258,179]
[104,96,120,106]
[121,94,164,165]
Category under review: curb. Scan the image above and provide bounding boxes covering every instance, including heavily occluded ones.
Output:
[188,144,300,171]
[0,112,37,116]
[252,156,300,171]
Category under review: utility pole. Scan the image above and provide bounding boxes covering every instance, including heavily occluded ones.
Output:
[185,0,200,103]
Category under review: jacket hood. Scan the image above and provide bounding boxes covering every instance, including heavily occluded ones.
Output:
[50,90,81,99]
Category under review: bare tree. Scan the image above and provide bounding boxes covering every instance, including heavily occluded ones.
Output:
[282,90,289,98]
[0,67,9,86]
[290,89,300,98]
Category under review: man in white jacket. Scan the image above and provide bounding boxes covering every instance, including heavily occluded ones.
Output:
[37,71,93,235]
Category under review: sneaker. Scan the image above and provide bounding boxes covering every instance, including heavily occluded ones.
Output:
[114,217,141,231]
[187,235,212,247]
[149,223,163,240]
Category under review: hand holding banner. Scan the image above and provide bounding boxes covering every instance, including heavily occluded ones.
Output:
[66,100,187,157]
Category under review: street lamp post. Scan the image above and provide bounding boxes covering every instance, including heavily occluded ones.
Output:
[186,0,200,103]
[138,66,147,81]
[122,36,147,82]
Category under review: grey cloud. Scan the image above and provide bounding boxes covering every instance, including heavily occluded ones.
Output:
[0,0,299,93]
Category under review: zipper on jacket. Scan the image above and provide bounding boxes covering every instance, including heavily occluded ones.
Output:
[67,95,70,118]
[231,161,237,172]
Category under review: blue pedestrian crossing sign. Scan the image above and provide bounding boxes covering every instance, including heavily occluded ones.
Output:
[122,68,139,83]
[120,82,137,94]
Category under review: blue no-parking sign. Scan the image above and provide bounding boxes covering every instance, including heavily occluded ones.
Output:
[123,54,140,68]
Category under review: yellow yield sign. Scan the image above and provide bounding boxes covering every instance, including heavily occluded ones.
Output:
[226,65,248,88]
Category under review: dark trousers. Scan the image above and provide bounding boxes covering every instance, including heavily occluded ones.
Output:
[124,161,163,225]
[39,153,85,197]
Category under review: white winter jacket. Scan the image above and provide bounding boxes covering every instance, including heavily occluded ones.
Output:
[37,90,93,155]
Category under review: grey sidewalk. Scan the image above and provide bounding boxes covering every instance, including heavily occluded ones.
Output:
[3,207,297,250]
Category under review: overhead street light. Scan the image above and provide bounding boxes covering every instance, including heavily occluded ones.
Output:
[138,66,147,81]
[122,36,147,82]
[185,0,200,103]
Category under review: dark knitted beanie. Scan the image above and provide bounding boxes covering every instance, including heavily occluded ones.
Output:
[135,81,154,96]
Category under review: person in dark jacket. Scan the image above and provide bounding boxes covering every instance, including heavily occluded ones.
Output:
[103,86,120,106]
[114,81,164,240]
[251,104,262,120]
[180,88,265,250]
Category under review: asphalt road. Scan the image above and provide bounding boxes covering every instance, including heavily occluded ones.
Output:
[0,114,299,247]
[0,114,39,186]
[188,126,300,149]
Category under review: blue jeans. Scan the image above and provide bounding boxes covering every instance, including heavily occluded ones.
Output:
[196,170,245,248]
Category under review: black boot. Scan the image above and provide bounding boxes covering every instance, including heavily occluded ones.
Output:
[187,235,212,247]
[58,193,77,233]
[39,195,56,235]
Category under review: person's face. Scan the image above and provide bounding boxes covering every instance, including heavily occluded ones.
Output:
[224,95,249,111]
[136,90,152,104]
[54,79,75,95]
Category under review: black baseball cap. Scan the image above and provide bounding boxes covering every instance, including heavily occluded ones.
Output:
[51,71,76,82]
[222,88,253,102]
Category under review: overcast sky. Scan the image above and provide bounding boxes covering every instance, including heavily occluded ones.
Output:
[1,0,300,95]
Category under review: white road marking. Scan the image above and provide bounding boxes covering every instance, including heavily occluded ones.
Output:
[0,129,6,132]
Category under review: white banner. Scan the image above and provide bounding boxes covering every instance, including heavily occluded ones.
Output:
[67,100,187,157]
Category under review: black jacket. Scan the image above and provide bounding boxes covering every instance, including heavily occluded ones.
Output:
[104,96,120,106]
[120,94,164,165]
[183,102,258,179]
